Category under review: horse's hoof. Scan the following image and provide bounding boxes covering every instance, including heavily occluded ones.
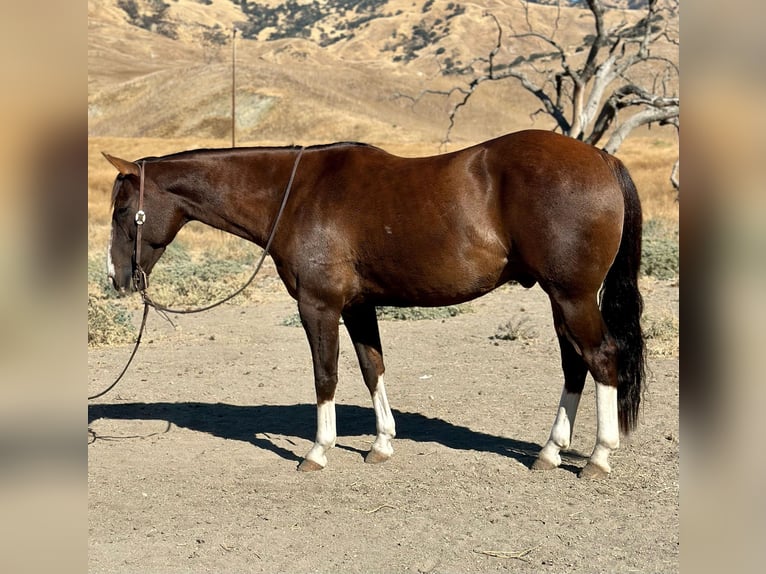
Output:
[297,459,324,472]
[578,461,610,479]
[531,457,558,471]
[365,449,391,464]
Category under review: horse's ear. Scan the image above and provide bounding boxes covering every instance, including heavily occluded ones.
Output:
[102,152,141,177]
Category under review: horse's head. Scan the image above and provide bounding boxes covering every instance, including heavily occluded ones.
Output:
[103,153,185,295]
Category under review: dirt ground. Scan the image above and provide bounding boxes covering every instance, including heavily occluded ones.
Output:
[88,279,679,573]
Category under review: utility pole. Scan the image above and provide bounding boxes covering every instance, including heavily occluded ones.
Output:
[231,27,237,148]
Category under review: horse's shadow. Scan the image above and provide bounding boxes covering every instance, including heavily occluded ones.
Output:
[88,402,554,469]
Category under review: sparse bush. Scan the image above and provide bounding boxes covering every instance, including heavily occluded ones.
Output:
[88,294,135,346]
[239,0,388,41]
[145,242,261,307]
[641,218,679,280]
[382,3,465,64]
[281,313,304,328]
[490,317,537,342]
[201,24,230,63]
[376,305,467,321]
[281,304,470,328]
[643,309,679,356]
[117,0,178,39]
[88,250,143,347]
[87,240,263,345]
[89,251,136,301]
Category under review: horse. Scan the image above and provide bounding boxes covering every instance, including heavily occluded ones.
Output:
[104,129,645,478]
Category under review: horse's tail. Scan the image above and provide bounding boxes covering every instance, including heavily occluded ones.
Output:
[600,155,646,434]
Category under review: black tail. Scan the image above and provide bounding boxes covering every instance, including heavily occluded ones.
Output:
[600,156,646,434]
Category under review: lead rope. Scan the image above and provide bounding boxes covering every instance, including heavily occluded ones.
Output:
[88,304,150,400]
[88,147,305,401]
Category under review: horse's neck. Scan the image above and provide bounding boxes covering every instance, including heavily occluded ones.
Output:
[174,150,298,247]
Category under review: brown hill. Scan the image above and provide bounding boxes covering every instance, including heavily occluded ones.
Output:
[88,0,588,148]
[90,0,659,148]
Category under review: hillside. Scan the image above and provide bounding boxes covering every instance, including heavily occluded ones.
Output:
[88,0,671,149]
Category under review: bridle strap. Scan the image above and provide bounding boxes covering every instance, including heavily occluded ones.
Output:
[133,160,148,292]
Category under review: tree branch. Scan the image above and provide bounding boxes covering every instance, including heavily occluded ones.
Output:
[602,104,679,154]
[397,0,678,166]
[670,159,679,193]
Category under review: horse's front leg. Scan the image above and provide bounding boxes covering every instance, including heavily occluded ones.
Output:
[297,298,341,472]
[533,386,582,470]
[343,304,396,464]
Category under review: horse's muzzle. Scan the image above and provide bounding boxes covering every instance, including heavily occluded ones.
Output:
[109,271,137,296]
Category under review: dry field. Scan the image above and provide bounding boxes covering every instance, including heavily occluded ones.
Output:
[88,280,679,574]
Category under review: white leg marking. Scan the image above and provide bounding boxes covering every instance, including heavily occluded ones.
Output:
[589,382,619,473]
[304,400,336,468]
[106,224,115,281]
[536,388,582,468]
[550,389,581,449]
[369,376,396,459]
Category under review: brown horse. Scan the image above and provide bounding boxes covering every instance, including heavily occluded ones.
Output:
[104,129,644,478]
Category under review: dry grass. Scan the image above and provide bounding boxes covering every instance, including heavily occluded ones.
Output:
[618,132,679,223]
[490,316,538,342]
[644,308,680,357]
[88,294,135,346]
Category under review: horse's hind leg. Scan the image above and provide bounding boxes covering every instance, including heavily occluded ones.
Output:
[532,318,587,470]
[540,293,620,478]
[342,304,396,464]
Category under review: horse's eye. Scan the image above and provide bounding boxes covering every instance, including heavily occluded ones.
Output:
[116,206,129,216]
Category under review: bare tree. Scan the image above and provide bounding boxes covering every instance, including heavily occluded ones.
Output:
[404,0,678,184]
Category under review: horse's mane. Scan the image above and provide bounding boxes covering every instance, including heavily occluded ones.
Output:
[137,141,378,164]
[108,142,382,206]
[110,177,123,207]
